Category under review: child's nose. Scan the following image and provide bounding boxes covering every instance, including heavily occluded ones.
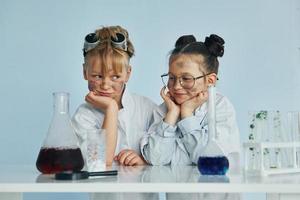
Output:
[100,78,112,89]
[173,78,183,89]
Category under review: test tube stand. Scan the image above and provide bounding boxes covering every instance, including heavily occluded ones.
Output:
[243,141,300,176]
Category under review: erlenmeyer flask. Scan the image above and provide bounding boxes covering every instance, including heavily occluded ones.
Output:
[36,92,84,174]
[197,85,229,175]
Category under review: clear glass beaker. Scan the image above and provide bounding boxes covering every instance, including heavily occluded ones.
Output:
[269,111,292,168]
[248,110,269,142]
[297,147,300,167]
[247,111,268,170]
[287,111,300,168]
[36,92,84,174]
[197,85,229,175]
[86,129,106,172]
[287,111,300,142]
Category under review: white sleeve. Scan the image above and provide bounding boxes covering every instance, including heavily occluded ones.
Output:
[140,104,191,166]
[177,114,208,164]
[140,107,178,165]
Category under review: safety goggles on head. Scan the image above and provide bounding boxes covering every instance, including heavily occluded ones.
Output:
[83,32,128,56]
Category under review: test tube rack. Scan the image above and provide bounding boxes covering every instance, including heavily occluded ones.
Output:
[243,141,300,176]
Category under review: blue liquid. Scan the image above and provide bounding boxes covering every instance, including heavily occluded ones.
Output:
[197,156,229,175]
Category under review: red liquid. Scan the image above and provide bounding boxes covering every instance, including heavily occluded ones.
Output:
[36,147,84,174]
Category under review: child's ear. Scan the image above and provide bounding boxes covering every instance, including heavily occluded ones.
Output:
[125,65,132,82]
[207,73,217,85]
[83,64,88,80]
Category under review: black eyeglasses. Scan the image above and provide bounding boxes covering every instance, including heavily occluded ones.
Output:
[83,32,127,56]
[161,73,210,89]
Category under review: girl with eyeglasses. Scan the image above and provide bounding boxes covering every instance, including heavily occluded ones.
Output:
[72,26,158,170]
[141,34,240,200]
[141,34,240,168]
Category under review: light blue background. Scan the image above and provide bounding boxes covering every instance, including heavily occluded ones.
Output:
[1,0,299,199]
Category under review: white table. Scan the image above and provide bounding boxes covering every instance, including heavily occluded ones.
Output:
[1,165,300,200]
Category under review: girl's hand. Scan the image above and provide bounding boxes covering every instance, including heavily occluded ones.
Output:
[160,87,180,125]
[85,91,118,112]
[181,90,208,118]
[114,149,147,166]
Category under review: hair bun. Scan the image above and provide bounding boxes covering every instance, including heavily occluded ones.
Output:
[204,34,225,57]
[175,35,196,49]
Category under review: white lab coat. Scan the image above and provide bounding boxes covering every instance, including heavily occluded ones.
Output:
[72,88,159,200]
[140,92,241,200]
[72,88,158,169]
[141,91,240,167]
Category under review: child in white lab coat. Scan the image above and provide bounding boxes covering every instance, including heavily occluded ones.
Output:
[72,25,159,200]
[141,34,240,200]
[72,25,158,168]
[141,34,240,168]
[141,35,240,200]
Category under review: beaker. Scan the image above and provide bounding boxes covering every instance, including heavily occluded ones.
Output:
[248,110,269,142]
[269,111,291,168]
[197,85,229,175]
[287,111,300,142]
[86,129,106,172]
[287,111,300,167]
[36,92,84,174]
[248,110,269,169]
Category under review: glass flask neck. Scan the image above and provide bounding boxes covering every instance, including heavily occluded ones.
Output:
[207,85,216,141]
[53,92,69,114]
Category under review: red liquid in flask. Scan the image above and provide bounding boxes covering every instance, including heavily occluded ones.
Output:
[36,147,84,174]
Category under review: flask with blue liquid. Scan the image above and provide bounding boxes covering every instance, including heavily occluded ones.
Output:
[197,85,229,175]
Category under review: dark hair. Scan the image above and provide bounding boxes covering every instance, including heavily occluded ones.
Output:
[170,34,225,74]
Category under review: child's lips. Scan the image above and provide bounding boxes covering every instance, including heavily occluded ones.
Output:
[174,92,187,96]
[98,92,112,97]
[93,90,113,97]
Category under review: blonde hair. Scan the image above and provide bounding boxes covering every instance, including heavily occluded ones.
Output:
[84,25,135,74]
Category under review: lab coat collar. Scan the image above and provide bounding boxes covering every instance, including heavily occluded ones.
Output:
[120,85,132,111]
